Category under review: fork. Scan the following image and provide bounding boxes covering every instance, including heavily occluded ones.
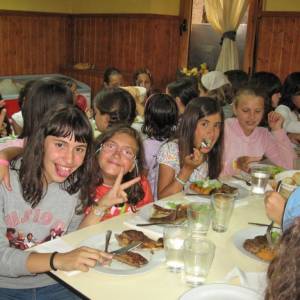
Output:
[266,221,274,247]
[104,230,112,252]
[266,180,282,247]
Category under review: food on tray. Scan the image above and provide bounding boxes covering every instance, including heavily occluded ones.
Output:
[243,232,280,262]
[115,230,163,250]
[113,251,148,267]
[149,203,187,224]
[190,179,238,196]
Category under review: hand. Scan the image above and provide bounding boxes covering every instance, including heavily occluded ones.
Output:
[268,111,283,131]
[264,191,285,224]
[183,148,206,171]
[0,100,5,109]
[235,156,262,173]
[99,167,141,209]
[55,246,112,272]
[287,132,300,145]
[0,164,11,191]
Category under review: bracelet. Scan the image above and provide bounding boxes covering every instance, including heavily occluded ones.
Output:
[175,174,187,186]
[49,251,58,271]
[92,206,106,218]
[0,159,9,166]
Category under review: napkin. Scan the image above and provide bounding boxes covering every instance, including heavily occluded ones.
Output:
[123,215,163,240]
[32,237,81,276]
[223,267,267,295]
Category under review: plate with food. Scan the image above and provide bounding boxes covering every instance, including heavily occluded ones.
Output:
[137,198,193,225]
[233,227,281,263]
[79,230,164,275]
[187,179,249,199]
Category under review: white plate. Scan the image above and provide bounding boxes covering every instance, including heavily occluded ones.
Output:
[138,198,195,224]
[179,283,263,300]
[233,227,280,263]
[79,233,164,275]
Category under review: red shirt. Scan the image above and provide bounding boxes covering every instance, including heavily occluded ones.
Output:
[93,177,153,221]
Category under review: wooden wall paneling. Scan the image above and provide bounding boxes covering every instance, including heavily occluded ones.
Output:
[0,12,71,77]
[255,12,300,81]
[69,14,180,94]
[255,17,273,71]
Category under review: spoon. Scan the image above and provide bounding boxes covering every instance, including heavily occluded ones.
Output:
[104,230,112,252]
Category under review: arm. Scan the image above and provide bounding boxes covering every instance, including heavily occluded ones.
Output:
[158,150,205,199]
[0,146,24,191]
[26,247,112,273]
[79,169,140,228]
[287,132,300,145]
[264,112,296,169]
[264,191,285,225]
[275,105,300,133]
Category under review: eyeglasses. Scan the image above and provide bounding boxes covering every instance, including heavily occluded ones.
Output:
[99,141,136,160]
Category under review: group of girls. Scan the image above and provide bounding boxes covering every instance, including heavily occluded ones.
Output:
[0,67,299,299]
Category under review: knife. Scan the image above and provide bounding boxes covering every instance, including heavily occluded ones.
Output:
[109,241,143,255]
[248,222,280,229]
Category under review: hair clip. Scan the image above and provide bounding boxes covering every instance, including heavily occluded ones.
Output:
[134,160,139,175]
[95,144,102,154]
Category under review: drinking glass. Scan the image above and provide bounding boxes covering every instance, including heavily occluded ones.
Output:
[187,201,212,236]
[163,224,187,272]
[211,193,235,232]
[250,167,270,194]
[183,237,215,286]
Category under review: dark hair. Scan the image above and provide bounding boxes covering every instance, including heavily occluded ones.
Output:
[18,105,94,209]
[18,80,36,108]
[224,70,249,96]
[133,68,153,85]
[279,72,300,112]
[142,93,178,141]
[84,124,145,207]
[265,217,300,300]
[249,72,282,126]
[103,67,122,86]
[20,78,74,139]
[0,93,12,137]
[167,77,199,106]
[176,97,224,179]
[94,87,136,127]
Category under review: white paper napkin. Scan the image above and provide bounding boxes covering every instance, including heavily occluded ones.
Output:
[223,267,267,295]
[123,215,163,240]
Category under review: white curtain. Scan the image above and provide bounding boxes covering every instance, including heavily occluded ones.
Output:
[204,0,248,72]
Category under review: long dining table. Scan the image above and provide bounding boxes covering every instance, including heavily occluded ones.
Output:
[45,192,271,300]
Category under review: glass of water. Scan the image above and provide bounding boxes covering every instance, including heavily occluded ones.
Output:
[183,237,215,286]
[187,201,212,236]
[250,167,270,194]
[163,224,187,272]
[211,193,235,232]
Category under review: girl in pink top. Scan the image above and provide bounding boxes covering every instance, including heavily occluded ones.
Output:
[222,86,295,176]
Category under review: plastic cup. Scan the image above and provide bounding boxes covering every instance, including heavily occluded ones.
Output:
[211,193,235,232]
[183,237,215,286]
